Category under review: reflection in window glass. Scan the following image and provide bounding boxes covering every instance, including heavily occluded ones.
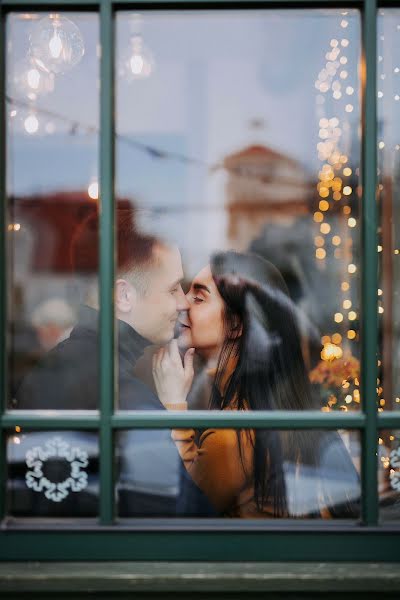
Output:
[7,430,99,518]
[115,10,362,413]
[377,10,400,412]
[115,428,360,518]
[7,11,363,416]
[379,430,400,521]
[7,13,100,410]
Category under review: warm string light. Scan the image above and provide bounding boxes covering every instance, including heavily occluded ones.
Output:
[119,34,154,81]
[7,96,210,168]
[378,432,400,477]
[87,180,99,200]
[7,14,85,135]
[10,91,275,196]
[12,425,22,445]
[376,78,384,410]
[9,13,154,140]
[313,12,361,412]
[376,18,400,415]
[29,14,85,75]
[374,16,400,411]
[7,223,21,232]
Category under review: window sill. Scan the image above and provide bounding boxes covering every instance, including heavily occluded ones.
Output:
[0,562,399,595]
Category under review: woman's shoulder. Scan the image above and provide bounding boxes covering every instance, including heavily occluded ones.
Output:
[199,418,254,449]
[199,427,238,448]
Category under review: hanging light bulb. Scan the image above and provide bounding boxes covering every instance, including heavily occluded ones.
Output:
[120,34,154,82]
[27,68,40,89]
[87,179,99,200]
[29,14,85,74]
[24,113,39,135]
[49,28,63,59]
[8,57,55,100]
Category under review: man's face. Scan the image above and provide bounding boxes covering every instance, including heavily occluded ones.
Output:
[127,244,189,345]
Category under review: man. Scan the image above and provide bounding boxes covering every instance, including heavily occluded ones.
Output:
[15,207,216,518]
[18,208,189,411]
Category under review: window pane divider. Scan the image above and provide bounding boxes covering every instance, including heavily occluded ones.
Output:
[1,412,100,429]
[2,410,400,430]
[0,0,100,7]
[109,410,367,429]
[0,0,367,8]
[376,412,400,428]
[99,0,115,525]
[0,1,395,10]
[0,4,6,522]
[361,0,378,526]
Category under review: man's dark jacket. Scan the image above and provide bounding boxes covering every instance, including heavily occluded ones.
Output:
[15,306,216,518]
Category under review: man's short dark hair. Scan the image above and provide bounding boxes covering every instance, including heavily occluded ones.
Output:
[70,206,161,297]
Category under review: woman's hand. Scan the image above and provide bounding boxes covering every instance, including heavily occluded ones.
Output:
[152,339,195,408]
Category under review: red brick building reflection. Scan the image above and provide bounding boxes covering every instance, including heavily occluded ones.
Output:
[11,192,130,273]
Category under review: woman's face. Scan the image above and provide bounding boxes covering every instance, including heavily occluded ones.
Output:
[177,265,226,361]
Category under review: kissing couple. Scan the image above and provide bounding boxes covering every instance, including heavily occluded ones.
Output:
[17,207,360,519]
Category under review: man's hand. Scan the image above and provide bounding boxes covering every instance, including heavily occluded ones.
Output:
[152,339,195,407]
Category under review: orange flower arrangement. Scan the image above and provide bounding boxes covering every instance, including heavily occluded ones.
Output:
[310,352,360,387]
[309,348,360,410]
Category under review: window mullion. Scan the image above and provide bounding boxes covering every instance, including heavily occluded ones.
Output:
[110,411,366,429]
[1,412,100,429]
[0,0,99,6]
[0,6,6,523]
[361,0,378,526]
[378,413,400,429]
[99,0,115,525]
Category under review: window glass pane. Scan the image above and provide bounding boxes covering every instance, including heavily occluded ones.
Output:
[114,9,362,414]
[6,12,100,410]
[377,10,400,412]
[115,428,361,519]
[7,430,99,518]
[379,430,400,521]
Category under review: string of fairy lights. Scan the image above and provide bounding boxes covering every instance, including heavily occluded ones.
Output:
[313,11,361,412]
[377,9,400,413]
[7,12,201,202]
[376,8,400,478]
[312,8,399,494]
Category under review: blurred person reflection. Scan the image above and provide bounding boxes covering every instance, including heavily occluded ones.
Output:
[9,284,41,402]
[153,251,360,518]
[31,297,76,352]
[16,207,216,517]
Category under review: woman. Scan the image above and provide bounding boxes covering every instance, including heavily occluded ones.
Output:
[153,251,360,518]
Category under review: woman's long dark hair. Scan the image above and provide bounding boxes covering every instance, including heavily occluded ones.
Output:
[209,251,342,516]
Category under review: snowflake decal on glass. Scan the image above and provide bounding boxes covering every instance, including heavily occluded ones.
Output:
[25,436,89,503]
[389,446,400,493]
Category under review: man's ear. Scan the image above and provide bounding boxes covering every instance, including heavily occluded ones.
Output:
[115,278,136,314]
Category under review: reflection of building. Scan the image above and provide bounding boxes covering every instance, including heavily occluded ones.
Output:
[222,144,314,250]
[8,191,133,398]
[221,144,324,370]
[9,191,132,321]
[11,192,131,273]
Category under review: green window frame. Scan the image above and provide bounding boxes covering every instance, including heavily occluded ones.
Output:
[0,0,399,562]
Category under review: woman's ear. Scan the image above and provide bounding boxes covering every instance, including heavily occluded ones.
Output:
[115,278,136,314]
